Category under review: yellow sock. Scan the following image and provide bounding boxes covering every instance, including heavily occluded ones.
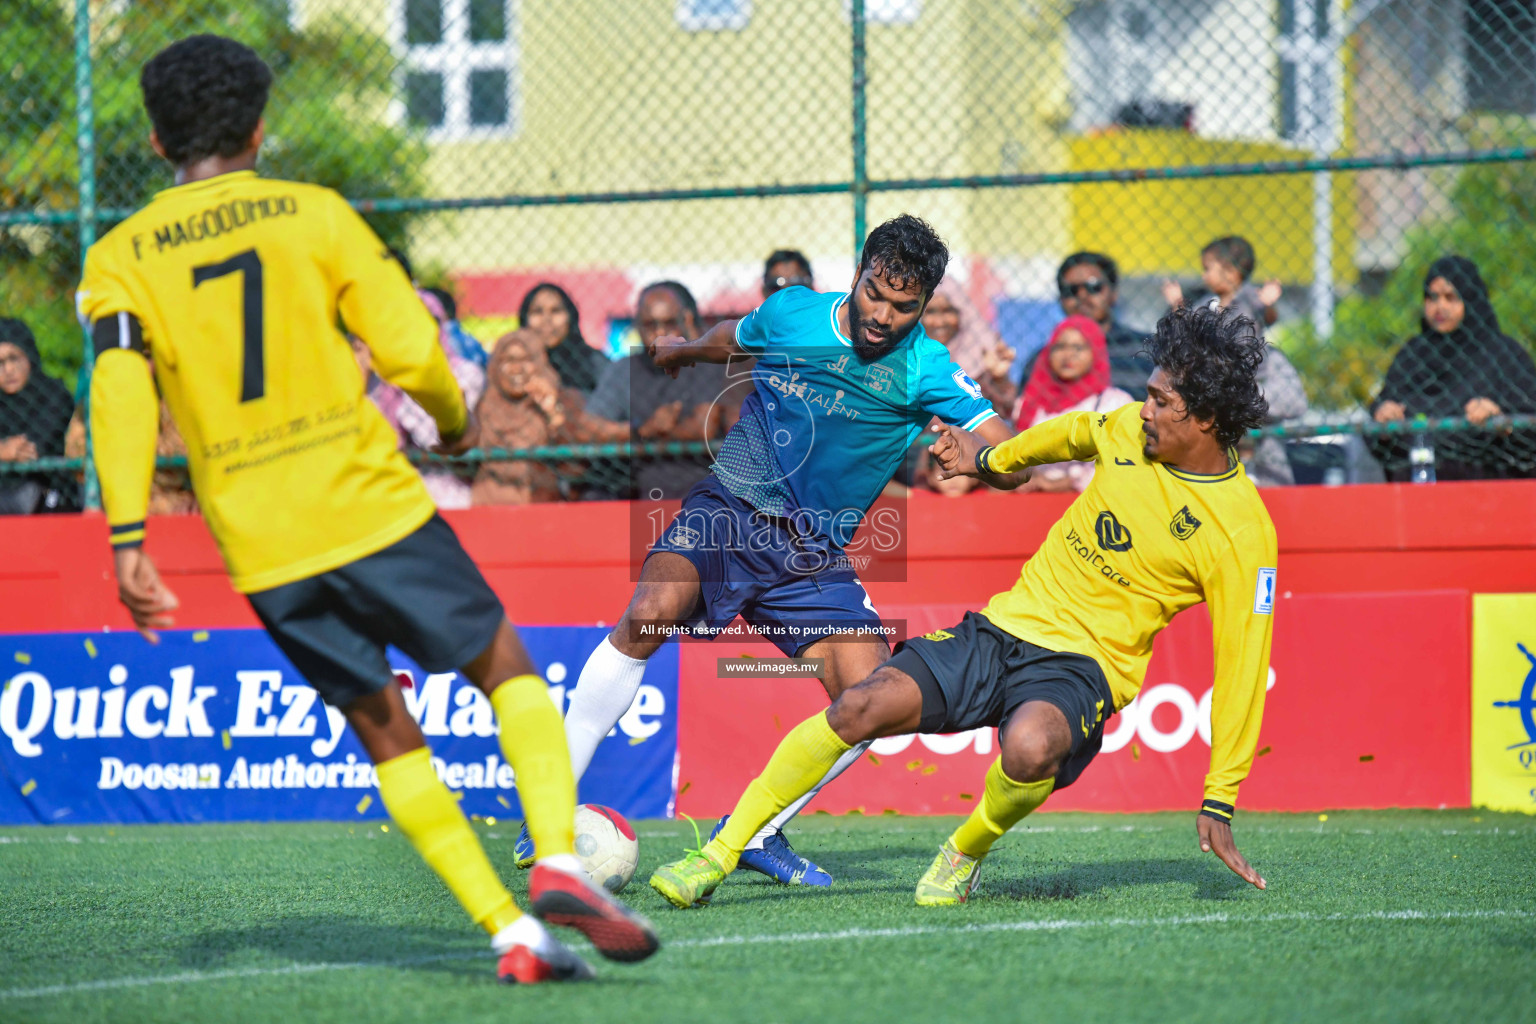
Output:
[490,674,575,860]
[703,711,851,872]
[376,747,520,935]
[951,757,1054,858]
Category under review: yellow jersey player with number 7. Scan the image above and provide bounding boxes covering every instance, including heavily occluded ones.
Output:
[77,34,657,983]
[651,304,1278,908]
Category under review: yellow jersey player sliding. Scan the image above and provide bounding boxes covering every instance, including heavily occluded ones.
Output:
[78,34,657,982]
[651,303,1277,907]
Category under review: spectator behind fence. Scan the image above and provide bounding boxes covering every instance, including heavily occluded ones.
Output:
[365,289,485,509]
[472,330,630,506]
[1371,255,1536,481]
[763,249,814,298]
[423,285,488,370]
[922,279,1017,416]
[63,400,193,513]
[0,318,75,514]
[519,282,606,394]
[1163,235,1281,332]
[1057,251,1154,395]
[1162,237,1306,485]
[1011,316,1135,493]
[586,281,737,499]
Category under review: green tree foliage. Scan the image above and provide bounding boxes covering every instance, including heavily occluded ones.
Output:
[1279,122,1536,413]
[0,0,426,387]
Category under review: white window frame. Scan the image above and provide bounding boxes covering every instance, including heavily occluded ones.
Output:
[394,0,521,140]
[675,0,752,32]
[843,0,922,25]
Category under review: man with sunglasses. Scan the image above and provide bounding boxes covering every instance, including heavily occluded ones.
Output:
[1057,252,1153,395]
[763,249,815,298]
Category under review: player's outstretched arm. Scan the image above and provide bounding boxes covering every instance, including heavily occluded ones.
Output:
[1197,814,1266,890]
[971,416,1031,489]
[930,422,1029,489]
[648,320,743,379]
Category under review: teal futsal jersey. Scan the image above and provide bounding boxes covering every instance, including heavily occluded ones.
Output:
[713,286,997,549]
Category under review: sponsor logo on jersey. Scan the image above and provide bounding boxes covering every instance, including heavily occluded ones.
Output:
[863,363,896,394]
[1094,510,1133,552]
[951,368,983,400]
[825,354,850,375]
[1253,567,1276,614]
[922,629,955,642]
[1169,505,1202,541]
[1064,525,1132,588]
[668,526,701,550]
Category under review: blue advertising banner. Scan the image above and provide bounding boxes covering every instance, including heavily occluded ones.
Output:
[0,628,678,825]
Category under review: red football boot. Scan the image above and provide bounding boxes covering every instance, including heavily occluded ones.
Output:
[495,936,595,984]
[529,862,661,963]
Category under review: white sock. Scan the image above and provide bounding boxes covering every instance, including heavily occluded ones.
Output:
[564,637,648,781]
[536,852,584,876]
[491,913,555,955]
[746,740,873,850]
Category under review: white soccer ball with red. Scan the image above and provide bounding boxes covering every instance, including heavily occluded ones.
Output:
[572,803,639,893]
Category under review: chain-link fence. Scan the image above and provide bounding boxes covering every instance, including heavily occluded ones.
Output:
[5,0,1536,511]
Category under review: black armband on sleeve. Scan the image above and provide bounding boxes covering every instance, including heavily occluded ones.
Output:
[1200,800,1235,824]
[109,521,146,550]
[975,445,996,476]
[91,312,147,358]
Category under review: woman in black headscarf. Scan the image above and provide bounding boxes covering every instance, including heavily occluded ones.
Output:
[518,282,608,394]
[0,318,77,513]
[1372,256,1536,480]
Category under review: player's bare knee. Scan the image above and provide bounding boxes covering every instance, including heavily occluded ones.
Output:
[1000,730,1065,783]
[825,687,881,744]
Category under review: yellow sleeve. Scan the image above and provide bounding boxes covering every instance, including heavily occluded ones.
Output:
[1199,522,1278,816]
[986,411,1099,472]
[327,195,467,438]
[79,243,159,548]
[89,349,159,548]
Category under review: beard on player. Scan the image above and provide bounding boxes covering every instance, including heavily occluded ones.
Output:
[848,300,917,361]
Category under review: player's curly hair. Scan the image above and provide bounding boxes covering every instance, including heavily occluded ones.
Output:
[141,35,272,166]
[1145,304,1269,450]
[858,214,949,298]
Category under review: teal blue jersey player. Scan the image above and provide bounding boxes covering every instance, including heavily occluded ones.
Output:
[536,215,1028,889]
[713,284,999,553]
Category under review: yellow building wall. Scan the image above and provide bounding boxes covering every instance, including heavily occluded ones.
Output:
[297,0,1077,280]
[296,1,1354,294]
[1067,133,1358,284]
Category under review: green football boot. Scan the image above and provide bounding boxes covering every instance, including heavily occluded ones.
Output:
[914,838,985,906]
[649,850,729,909]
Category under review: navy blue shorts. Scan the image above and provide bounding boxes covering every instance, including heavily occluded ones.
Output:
[649,474,886,657]
[247,515,506,709]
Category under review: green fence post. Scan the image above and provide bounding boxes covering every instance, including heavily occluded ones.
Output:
[75,0,100,510]
[850,0,868,259]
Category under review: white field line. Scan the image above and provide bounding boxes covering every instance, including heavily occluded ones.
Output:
[1,824,1528,847]
[2,907,1531,1002]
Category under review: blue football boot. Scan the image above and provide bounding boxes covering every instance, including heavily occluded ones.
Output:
[709,815,832,886]
[513,821,535,869]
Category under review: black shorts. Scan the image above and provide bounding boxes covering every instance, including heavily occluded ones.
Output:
[887,610,1113,790]
[246,514,505,709]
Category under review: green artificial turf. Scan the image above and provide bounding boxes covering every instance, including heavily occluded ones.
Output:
[1,811,1532,1023]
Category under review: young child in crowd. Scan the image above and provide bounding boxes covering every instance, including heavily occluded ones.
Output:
[1163,235,1281,333]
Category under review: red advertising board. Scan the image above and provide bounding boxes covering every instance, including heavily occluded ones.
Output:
[675,590,1471,816]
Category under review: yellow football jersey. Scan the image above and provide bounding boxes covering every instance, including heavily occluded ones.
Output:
[79,171,465,592]
[980,404,1277,809]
